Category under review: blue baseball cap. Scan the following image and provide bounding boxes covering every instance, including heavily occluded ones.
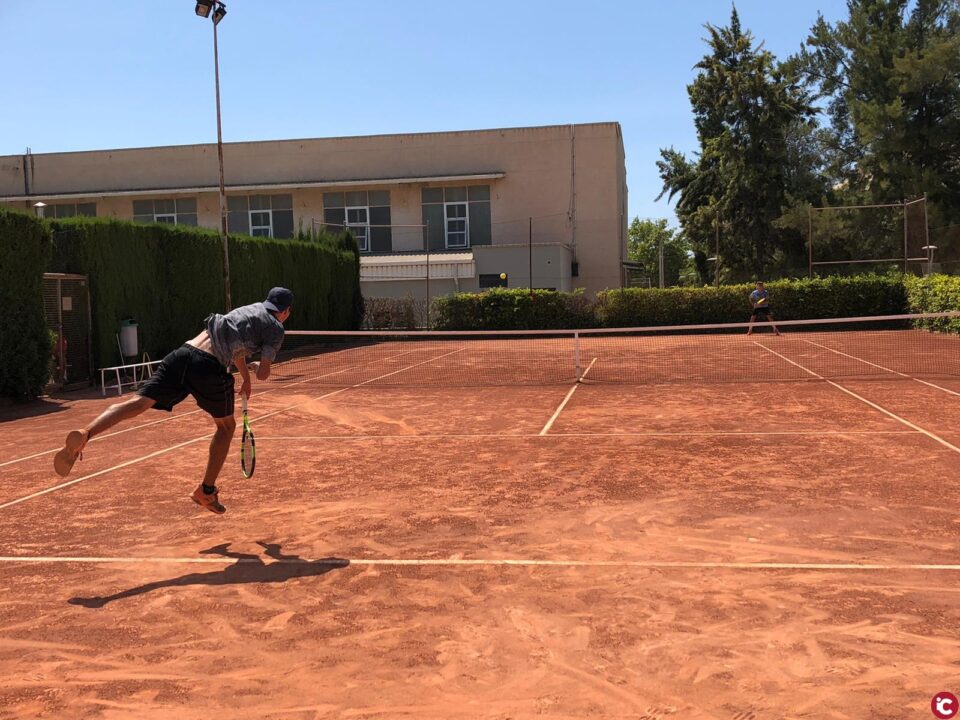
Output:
[263,287,294,312]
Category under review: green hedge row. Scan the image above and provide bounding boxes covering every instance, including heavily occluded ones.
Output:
[430,276,916,330]
[432,289,597,330]
[49,216,361,370]
[904,274,960,333]
[595,275,909,327]
[0,210,53,399]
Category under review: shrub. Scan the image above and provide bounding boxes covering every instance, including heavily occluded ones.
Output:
[904,274,960,332]
[595,275,908,327]
[362,296,427,329]
[432,288,596,330]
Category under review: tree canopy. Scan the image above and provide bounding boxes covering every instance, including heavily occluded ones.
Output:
[658,1,960,280]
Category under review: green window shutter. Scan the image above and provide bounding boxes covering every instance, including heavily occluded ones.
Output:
[176,198,198,214]
[324,208,345,228]
[323,192,344,208]
[228,209,249,235]
[369,190,390,206]
[469,201,491,246]
[133,200,153,216]
[422,203,445,251]
[273,210,294,239]
[468,185,490,201]
[369,205,392,252]
[421,187,443,203]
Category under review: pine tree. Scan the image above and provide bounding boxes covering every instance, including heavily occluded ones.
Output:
[792,0,960,221]
[658,7,816,279]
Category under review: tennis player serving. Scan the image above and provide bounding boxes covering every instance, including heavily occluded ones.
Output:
[53,287,293,514]
[746,281,781,336]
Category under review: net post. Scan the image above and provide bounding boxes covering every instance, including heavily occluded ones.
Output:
[574,331,582,382]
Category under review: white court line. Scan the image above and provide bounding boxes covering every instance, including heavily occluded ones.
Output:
[801,338,960,398]
[0,437,206,511]
[0,349,463,512]
[3,555,960,571]
[539,358,597,436]
[251,430,916,440]
[755,343,960,456]
[0,346,422,470]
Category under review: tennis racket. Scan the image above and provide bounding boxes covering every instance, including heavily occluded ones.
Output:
[754,296,768,306]
[240,393,256,478]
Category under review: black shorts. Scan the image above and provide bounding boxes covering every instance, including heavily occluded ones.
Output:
[138,345,234,418]
[751,307,772,321]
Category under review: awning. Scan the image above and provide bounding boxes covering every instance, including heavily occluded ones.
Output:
[360,252,475,281]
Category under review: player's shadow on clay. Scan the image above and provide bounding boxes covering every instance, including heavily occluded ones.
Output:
[67,542,349,608]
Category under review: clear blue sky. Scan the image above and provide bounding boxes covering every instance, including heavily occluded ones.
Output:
[0,0,848,224]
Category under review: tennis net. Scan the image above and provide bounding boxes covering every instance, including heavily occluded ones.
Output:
[266,312,960,387]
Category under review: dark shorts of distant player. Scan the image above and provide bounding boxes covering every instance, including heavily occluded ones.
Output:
[138,345,234,418]
[750,307,772,321]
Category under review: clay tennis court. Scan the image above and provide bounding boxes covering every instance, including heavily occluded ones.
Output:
[2,321,960,719]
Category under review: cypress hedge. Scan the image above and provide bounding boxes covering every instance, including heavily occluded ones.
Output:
[48,216,361,369]
[0,210,53,399]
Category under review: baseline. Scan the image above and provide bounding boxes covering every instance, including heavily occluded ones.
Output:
[3,555,960,571]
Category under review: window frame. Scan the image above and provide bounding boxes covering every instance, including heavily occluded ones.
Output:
[249,209,273,237]
[346,205,370,252]
[444,201,469,249]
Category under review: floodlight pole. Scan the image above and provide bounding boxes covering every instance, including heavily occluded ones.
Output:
[212,6,232,309]
[529,216,533,294]
[658,237,665,288]
[922,245,938,275]
[197,0,232,310]
[714,210,720,287]
[903,198,909,273]
[425,220,431,326]
[807,206,814,278]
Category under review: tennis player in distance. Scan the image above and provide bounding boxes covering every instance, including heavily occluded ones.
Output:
[746,281,781,336]
[53,287,294,515]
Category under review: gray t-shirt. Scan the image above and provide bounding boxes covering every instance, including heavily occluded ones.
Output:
[205,302,285,368]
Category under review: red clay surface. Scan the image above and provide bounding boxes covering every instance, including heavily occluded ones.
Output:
[1,359,960,718]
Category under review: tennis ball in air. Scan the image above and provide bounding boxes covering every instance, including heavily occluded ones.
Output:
[499,272,507,280]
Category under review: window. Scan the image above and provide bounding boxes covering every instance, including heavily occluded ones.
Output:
[445,203,468,248]
[421,185,491,250]
[133,198,197,226]
[346,207,369,252]
[479,273,508,289]
[227,194,294,239]
[323,190,391,252]
[44,202,97,219]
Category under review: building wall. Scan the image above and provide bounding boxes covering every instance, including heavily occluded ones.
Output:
[472,245,573,292]
[0,123,626,294]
